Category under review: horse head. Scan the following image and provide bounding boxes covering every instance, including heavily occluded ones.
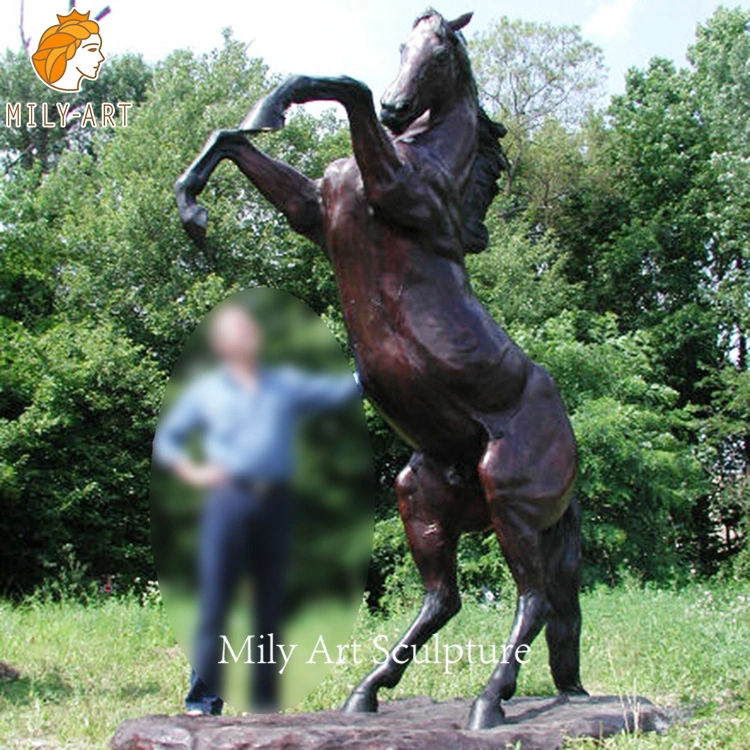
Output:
[380,9,475,135]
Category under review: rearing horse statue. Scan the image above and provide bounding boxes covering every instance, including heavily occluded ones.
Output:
[176,8,586,730]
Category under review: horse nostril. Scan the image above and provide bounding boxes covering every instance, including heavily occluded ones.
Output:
[379,98,415,133]
[381,100,409,115]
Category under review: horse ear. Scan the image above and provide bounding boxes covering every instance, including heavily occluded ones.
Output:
[447,12,473,32]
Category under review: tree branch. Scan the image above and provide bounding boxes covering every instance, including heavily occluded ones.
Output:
[19,0,30,50]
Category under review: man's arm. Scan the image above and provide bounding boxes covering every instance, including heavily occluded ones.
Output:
[153,379,228,488]
[281,367,361,415]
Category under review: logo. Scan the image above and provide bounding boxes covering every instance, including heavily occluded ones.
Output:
[4,5,131,131]
[30,9,105,93]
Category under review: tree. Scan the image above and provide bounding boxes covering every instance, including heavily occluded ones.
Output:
[0,318,162,594]
[558,58,721,403]
[0,33,363,594]
[469,17,605,190]
[689,7,750,392]
[0,48,151,173]
[1,13,745,596]
[549,10,750,572]
[515,313,704,583]
[466,213,580,328]
[689,8,750,572]
[470,218,703,584]
[512,118,587,232]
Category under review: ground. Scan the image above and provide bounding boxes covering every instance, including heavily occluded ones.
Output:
[0,581,748,749]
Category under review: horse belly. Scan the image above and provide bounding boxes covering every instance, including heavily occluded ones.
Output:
[350,295,527,456]
[358,353,488,457]
[384,263,529,412]
[341,287,490,453]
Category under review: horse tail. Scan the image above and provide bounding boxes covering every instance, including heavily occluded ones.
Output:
[542,495,586,694]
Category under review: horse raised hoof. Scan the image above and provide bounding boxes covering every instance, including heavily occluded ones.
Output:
[239,97,286,133]
[180,203,209,248]
[466,697,505,730]
[341,688,378,714]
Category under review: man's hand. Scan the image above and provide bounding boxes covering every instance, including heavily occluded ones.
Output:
[173,461,230,489]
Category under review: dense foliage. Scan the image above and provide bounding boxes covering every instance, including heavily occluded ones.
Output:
[0,11,748,598]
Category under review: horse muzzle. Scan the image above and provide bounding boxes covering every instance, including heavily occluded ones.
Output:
[379,100,417,134]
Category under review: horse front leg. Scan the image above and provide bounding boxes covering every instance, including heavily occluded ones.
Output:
[176,129,325,248]
[343,454,465,714]
[175,129,233,247]
[241,75,402,197]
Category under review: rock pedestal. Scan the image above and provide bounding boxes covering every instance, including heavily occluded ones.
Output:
[112,695,669,750]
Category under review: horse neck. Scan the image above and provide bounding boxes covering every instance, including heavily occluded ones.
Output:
[427,91,478,189]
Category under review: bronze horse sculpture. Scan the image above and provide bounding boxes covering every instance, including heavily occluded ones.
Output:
[175,8,586,730]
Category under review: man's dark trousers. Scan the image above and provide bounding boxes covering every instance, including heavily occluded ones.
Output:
[185,480,290,715]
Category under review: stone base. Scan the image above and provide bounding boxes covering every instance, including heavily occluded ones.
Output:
[111,695,670,750]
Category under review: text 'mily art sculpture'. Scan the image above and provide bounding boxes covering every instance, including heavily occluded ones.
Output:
[176,8,586,730]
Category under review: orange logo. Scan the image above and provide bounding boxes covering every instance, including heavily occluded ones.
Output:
[31,9,105,92]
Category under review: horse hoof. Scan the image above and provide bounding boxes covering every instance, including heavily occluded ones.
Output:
[341,689,378,714]
[466,697,505,730]
[181,204,208,248]
[239,98,286,133]
[560,684,589,697]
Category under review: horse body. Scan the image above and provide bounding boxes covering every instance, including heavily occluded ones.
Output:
[176,8,586,730]
[321,130,576,526]
[319,108,523,442]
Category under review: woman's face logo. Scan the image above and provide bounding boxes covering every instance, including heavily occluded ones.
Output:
[71,33,105,82]
[31,10,106,93]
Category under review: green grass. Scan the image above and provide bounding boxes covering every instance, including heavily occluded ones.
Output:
[1,581,748,749]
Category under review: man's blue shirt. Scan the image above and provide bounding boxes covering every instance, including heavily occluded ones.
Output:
[153,365,359,481]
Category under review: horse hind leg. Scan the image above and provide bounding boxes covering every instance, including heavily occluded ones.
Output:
[343,452,473,714]
[467,438,554,730]
[543,495,587,696]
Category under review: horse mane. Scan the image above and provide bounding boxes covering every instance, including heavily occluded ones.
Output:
[461,110,509,254]
[416,8,509,255]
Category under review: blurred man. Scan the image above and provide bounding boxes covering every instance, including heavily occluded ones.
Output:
[153,303,359,715]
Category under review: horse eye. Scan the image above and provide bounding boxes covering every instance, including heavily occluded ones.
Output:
[435,47,449,60]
